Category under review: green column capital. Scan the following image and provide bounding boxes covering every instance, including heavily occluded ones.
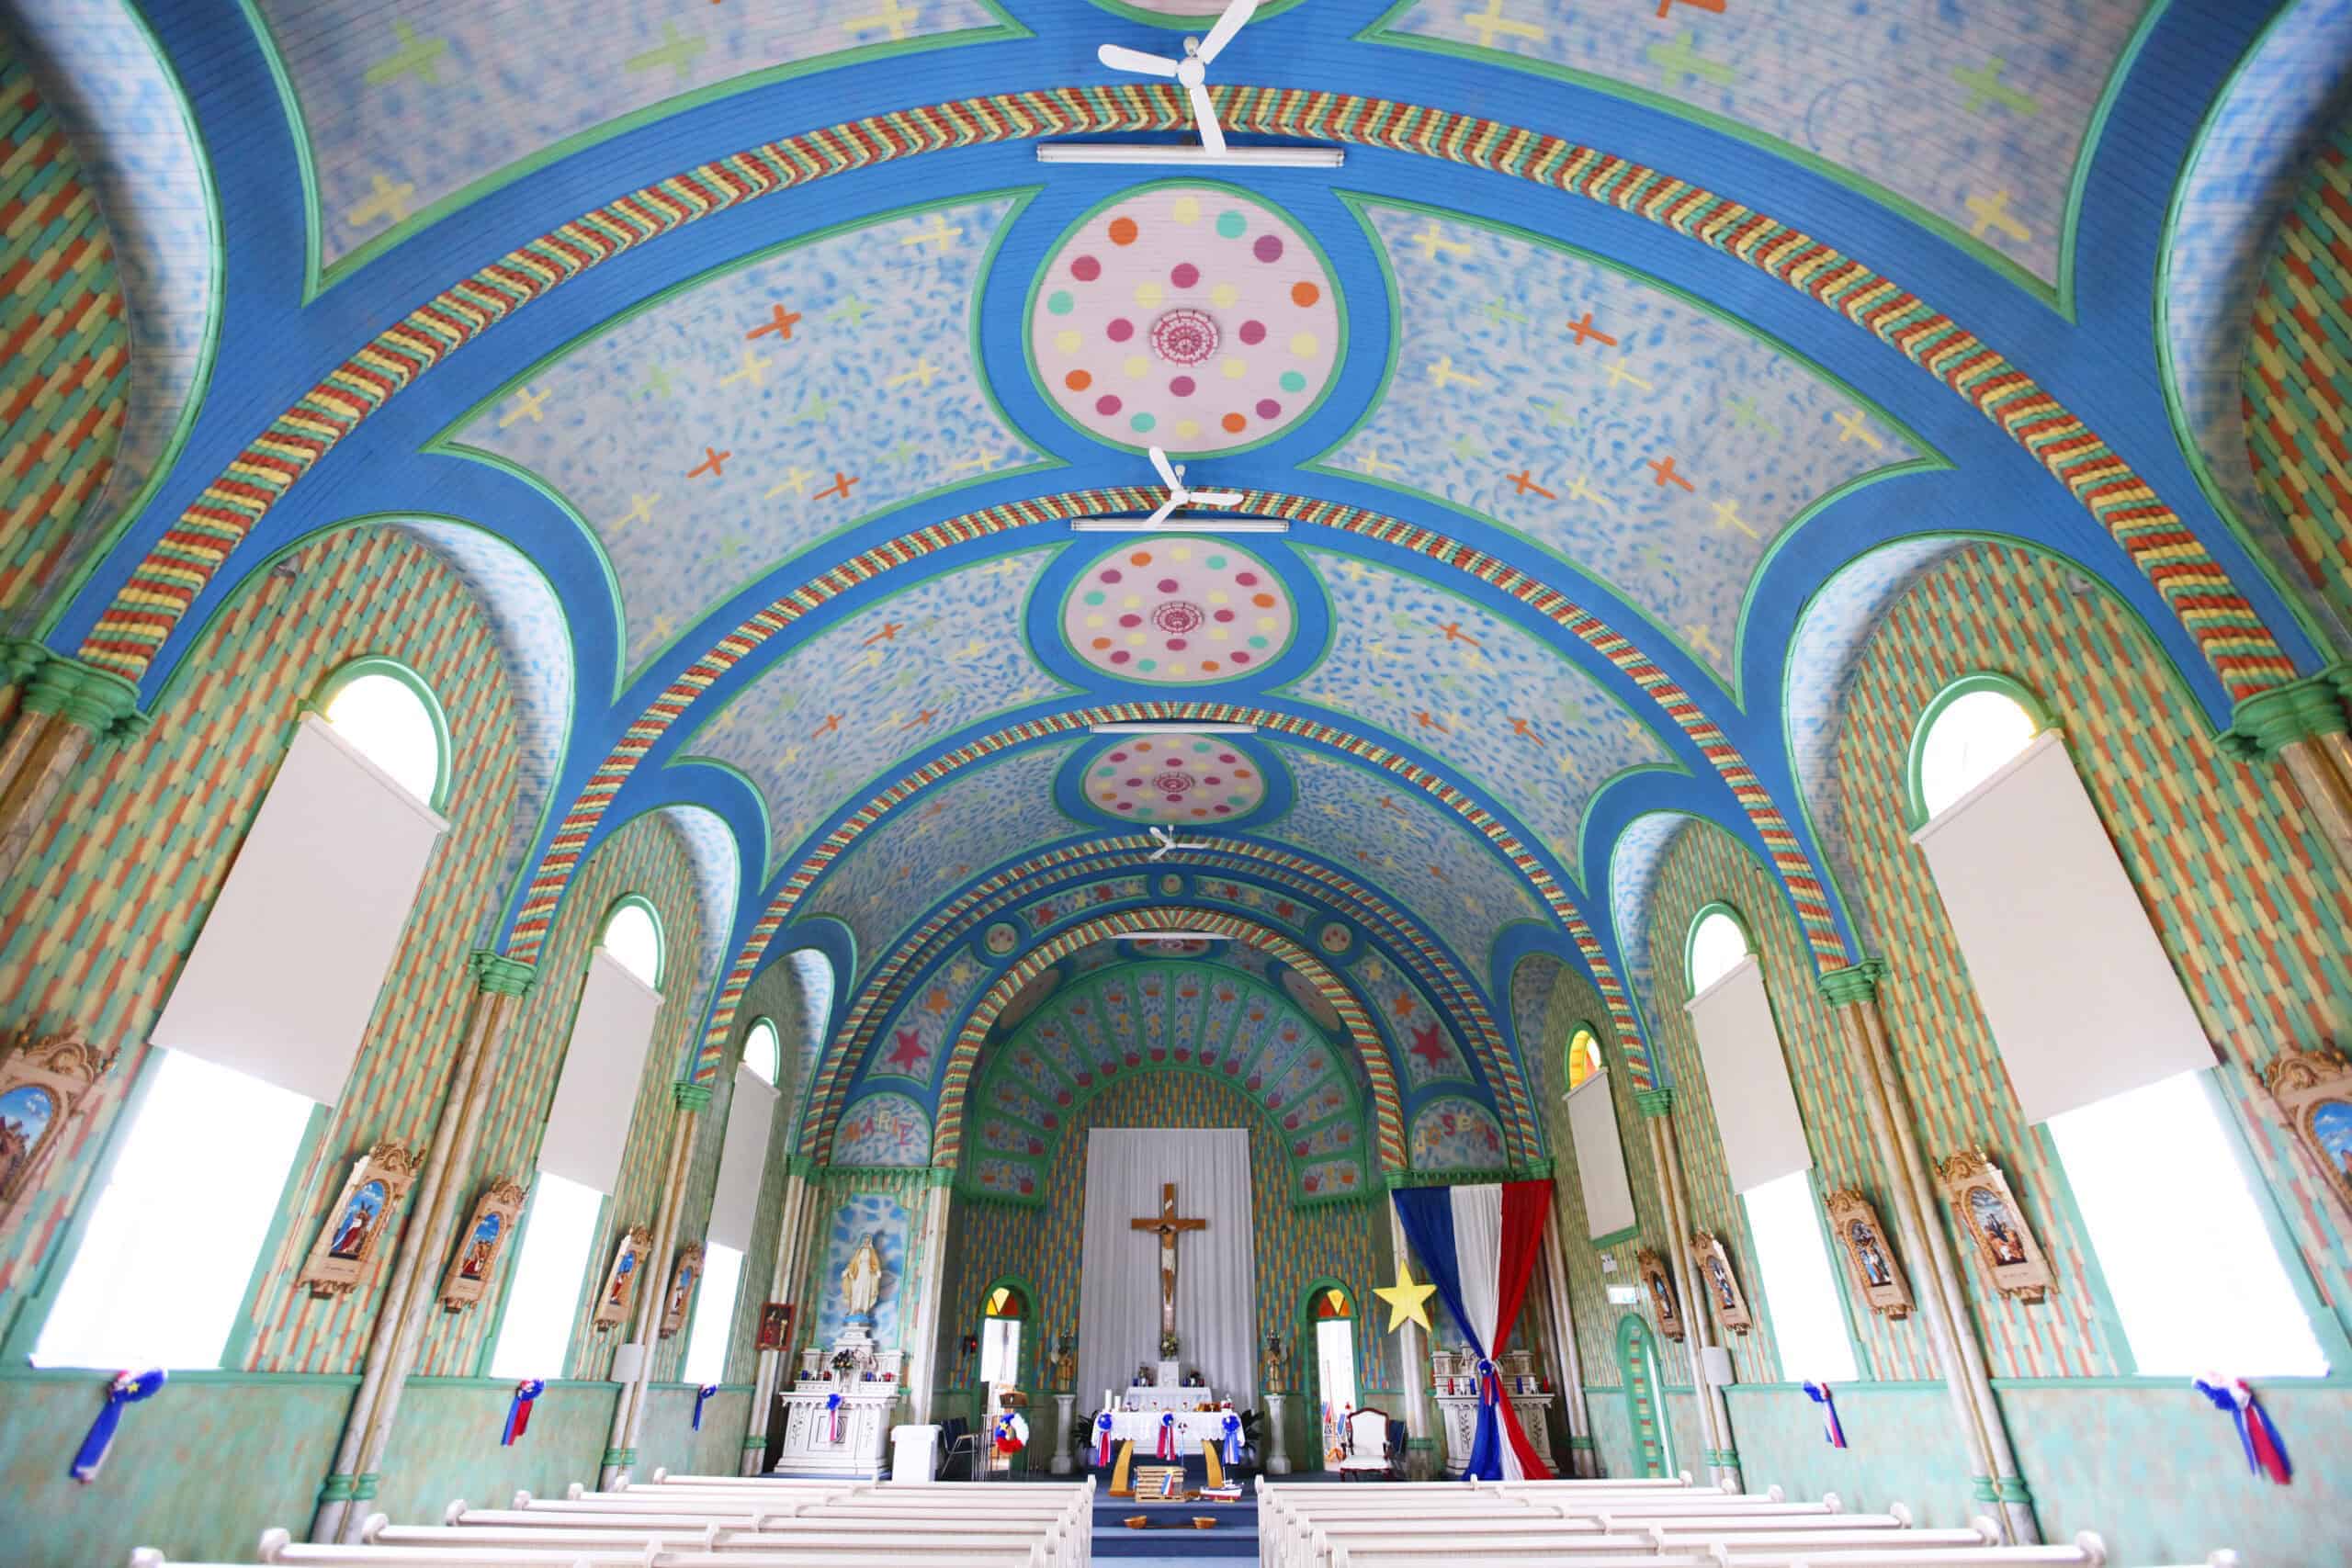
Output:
[2,637,47,686]
[1566,1435,1597,1450]
[1815,959,1887,1008]
[673,1080,714,1112]
[1634,1089,1675,1118]
[315,1472,359,1503]
[469,950,537,997]
[742,1435,769,1450]
[351,1473,379,1501]
[1704,1446,1741,1468]
[20,650,147,741]
[786,1154,819,1179]
[2220,663,2352,761]
[921,1164,955,1189]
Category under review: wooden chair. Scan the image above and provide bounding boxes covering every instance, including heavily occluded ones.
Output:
[1337,1409,1391,1482]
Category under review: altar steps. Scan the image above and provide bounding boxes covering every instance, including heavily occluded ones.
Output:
[1091,1479,1259,1561]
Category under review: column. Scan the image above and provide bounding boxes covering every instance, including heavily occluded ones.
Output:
[1261,1392,1289,1474]
[1636,1092,1741,1493]
[2224,666,2352,874]
[1820,962,2038,1543]
[901,1168,954,1424]
[1537,1218,1595,1475]
[0,647,145,874]
[1384,1198,1441,1479]
[604,1084,704,1488]
[315,951,536,1542]
[742,1158,814,1474]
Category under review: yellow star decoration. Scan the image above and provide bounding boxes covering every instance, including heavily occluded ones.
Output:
[1374,1260,1438,1333]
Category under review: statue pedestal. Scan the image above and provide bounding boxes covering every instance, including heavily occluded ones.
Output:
[1050,1393,1076,1475]
[1261,1393,1290,1474]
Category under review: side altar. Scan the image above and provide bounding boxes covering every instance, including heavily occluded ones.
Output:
[1430,1345,1555,1474]
[772,1232,905,1478]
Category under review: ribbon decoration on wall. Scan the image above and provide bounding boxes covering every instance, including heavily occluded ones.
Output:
[2194,1377,2291,1485]
[1802,1382,1849,1449]
[825,1390,845,1444]
[1095,1410,1114,1467]
[1221,1412,1242,1467]
[693,1384,719,1431]
[1390,1180,1555,1480]
[70,1369,165,1483]
[501,1379,544,1447]
[1156,1410,1177,1460]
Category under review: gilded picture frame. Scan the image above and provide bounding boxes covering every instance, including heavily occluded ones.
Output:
[0,1027,115,1232]
[660,1241,703,1338]
[593,1224,653,1329]
[755,1301,794,1352]
[1634,1247,1684,1342]
[2264,1045,2352,1221]
[1936,1146,2053,1303]
[440,1179,527,1311]
[300,1141,422,1298]
[1687,1231,1753,1335]
[1825,1188,1913,1320]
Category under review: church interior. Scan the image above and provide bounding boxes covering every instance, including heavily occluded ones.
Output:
[3,0,2351,1563]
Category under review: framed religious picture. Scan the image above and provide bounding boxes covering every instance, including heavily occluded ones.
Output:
[2264,1045,2352,1219]
[0,1026,115,1233]
[1936,1146,2053,1303]
[300,1141,422,1298]
[660,1242,703,1337]
[756,1301,795,1352]
[440,1179,526,1311]
[1634,1247,1684,1341]
[1825,1188,1913,1320]
[1687,1231,1753,1335]
[593,1224,653,1329]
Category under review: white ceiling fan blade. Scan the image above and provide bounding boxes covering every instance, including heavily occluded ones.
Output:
[1188,81,1227,155]
[1196,0,1259,64]
[1187,490,1243,506]
[1099,43,1180,76]
[1143,494,1181,525]
[1148,446,1181,489]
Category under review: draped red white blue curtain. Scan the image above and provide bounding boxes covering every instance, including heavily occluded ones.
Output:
[1391,1180,1553,1480]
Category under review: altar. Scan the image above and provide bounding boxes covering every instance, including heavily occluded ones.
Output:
[1120,1386,1212,1413]
[1106,1407,1238,1455]
[771,1230,905,1478]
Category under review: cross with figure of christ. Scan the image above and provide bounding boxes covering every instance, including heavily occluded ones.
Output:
[1130,1182,1207,1339]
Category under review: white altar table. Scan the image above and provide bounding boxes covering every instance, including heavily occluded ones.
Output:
[1107,1407,1238,1454]
[1118,1386,1213,1412]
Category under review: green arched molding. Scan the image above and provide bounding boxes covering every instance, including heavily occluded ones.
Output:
[312,654,454,811]
[601,891,668,990]
[1295,1276,1367,1445]
[1682,899,1753,997]
[1901,671,2052,829]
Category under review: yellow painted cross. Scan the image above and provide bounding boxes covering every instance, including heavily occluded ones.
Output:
[844,0,922,41]
[345,172,417,230]
[498,385,549,427]
[1427,355,1487,391]
[1711,498,1758,537]
[720,347,775,389]
[1833,409,1883,449]
[1410,221,1473,263]
[1462,0,1544,50]
[899,212,963,252]
[886,358,942,390]
[1965,188,2030,244]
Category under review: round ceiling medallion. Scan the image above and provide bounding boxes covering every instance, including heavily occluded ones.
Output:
[982,921,1020,957]
[1062,536,1295,681]
[1087,732,1266,821]
[1028,184,1340,453]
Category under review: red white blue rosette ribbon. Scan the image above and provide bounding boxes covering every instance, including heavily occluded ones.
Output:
[1095,1410,1114,1466]
[693,1383,719,1430]
[1156,1410,1177,1460]
[71,1369,165,1483]
[825,1390,845,1443]
[1802,1381,1848,1449]
[2194,1376,2290,1484]
[993,1411,1029,1456]
[501,1379,544,1447]
[1220,1413,1242,1467]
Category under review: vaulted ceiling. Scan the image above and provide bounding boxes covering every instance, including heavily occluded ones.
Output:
[20,0,2348,1165]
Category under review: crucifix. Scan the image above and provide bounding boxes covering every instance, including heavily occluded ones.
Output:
[1129,1181,1208,1339]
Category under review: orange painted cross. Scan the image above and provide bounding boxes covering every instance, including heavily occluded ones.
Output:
[688,446,731,479]
[749,303,802,341]
[1565,310,1618,347]
[1657,0,1725,14]
[1506,468,1558,499]
[1646,455,1695,491]
[815,470,861,501]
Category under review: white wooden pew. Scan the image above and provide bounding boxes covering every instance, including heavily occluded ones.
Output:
[251,1533,1048,1568]
[1324,1535,2118,1568]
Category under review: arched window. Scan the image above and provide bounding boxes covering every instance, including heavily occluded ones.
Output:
[742,1019,782,1087]
[602,898,662,989]
[1309,1282,1360,1453]
[1909,675,2041,822]
[979,1282,1027,1389]
[1686,905,1750,993]
[1565,1025,1603,1092]
[322,661,447,807]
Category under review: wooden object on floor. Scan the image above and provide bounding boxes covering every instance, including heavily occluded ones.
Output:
[1108,1438,1135,1497]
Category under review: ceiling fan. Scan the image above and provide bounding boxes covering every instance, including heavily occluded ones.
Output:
[1138,446,1241,525]
[1148,825,1199,862]
[1096,0,1258,156]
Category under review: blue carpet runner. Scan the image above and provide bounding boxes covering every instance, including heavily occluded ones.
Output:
[1090,1457,1259,1559]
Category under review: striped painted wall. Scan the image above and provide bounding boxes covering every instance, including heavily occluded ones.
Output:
[0,527,521,1366]
[1831,541,2352,1372]
[0,31,128,626]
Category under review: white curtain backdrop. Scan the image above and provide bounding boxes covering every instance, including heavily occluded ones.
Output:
[1078,1128,1258,1408]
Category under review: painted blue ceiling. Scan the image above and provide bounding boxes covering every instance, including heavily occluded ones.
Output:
[26,0,2346,1106]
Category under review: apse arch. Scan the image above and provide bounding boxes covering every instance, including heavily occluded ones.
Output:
[933,908,1408,1175]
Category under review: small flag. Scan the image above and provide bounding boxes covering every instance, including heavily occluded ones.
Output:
[501,1380,545,1447]
[1802,1382,1847,1449]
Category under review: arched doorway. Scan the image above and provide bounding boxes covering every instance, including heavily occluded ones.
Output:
[1302,1281,1361,1468]
[1615,1315,1673,1479]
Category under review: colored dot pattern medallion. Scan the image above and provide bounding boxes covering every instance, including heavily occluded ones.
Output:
[1030,185,1340,452]
[1086,733,1268,823]
[1062,537,1296,682]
